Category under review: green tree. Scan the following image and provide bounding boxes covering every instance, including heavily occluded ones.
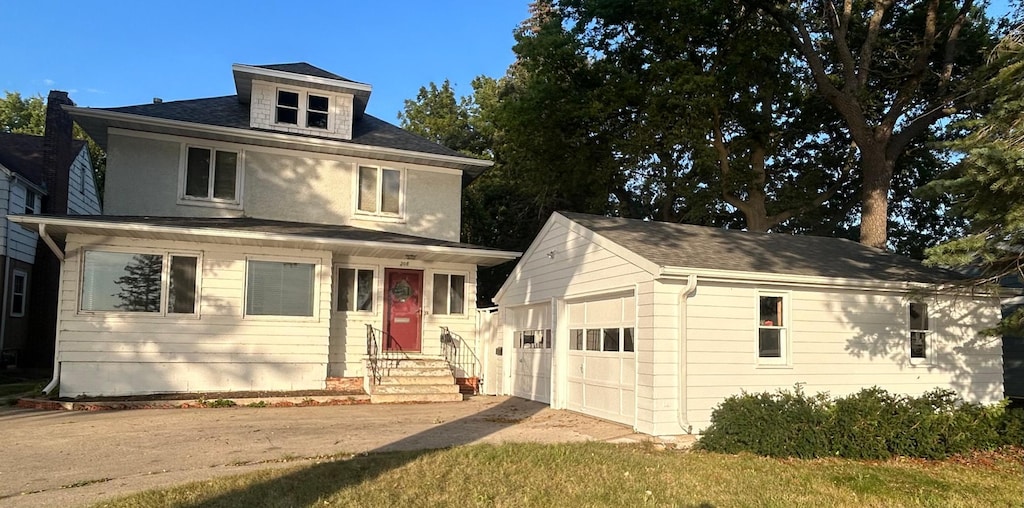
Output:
[923,22,1024,333]
[0,91,106,202]
[747,0,999,249]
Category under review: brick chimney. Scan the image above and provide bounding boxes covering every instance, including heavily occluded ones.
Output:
[42,90,75,215]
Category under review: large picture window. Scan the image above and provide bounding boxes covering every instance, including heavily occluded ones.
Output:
[246,261,315,317]
[81,250,198,314]
[432,273,465,315]
[357,166,402,216]
[337,267,374,312]
[757,294,788,364]
[183,146,239,203]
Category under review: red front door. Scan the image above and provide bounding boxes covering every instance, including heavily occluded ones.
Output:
[383,269,423,352]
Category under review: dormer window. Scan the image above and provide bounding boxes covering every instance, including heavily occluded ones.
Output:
[275,89,329,130]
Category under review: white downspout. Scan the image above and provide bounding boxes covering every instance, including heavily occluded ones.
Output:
[39,224,65,394]
[678,274,698,434]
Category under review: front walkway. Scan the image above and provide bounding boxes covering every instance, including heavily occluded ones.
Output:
[0,396,643,507]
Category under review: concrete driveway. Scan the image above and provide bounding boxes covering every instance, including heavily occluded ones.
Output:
[0,396,642,507]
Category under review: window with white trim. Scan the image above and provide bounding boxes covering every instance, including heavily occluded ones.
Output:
[515,329,552,349]
[337,267,374,312]
[24,189,38,214]
[182,146,240,204]
[757,294,788,363]
[569,327,635,352]
[357,166,402,217]
[10,270,27,317]
[245,260,315,317]
[432,273,465,315]
[276,89,330,130]
[910,302,929,360]
[80,250,198,314]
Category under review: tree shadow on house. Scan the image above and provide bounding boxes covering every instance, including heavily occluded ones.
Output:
[183,396,550,507]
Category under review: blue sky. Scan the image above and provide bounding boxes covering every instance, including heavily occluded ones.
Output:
[2,1,531,121]
[2,1,1015,123]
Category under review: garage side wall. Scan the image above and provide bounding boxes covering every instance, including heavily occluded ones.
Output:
[684,281,1004,431]
[57,233,332,396]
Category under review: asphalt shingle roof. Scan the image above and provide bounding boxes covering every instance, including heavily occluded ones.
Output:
[560,212,959,283]
[254,62,363,84]
[102,96,466,158]
[0,132,86,187]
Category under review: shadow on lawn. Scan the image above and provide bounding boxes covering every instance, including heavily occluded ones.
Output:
[186,397,550,507]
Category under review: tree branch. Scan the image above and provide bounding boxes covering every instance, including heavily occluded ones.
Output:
[881,0,942,132]
[825,0,860,91]
[857,0,896,88]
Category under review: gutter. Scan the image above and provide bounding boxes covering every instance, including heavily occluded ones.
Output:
[678,274,698,434]
[39,224,65,394]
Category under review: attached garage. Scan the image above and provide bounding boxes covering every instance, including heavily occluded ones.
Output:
[494,211,1004,437]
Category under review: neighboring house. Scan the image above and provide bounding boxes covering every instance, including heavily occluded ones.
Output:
[10,63,518,397]
[1002,276,1023,401]
[492,212,1003,435]
[0,91,102,367]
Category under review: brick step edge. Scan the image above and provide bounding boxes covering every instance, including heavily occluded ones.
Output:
[16,394,372,411]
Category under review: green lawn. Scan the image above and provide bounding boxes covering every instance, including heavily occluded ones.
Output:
[0,371,47,403]
[94,442,1023,508]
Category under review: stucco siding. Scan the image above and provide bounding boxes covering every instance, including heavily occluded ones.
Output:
[103,134,184,216]
[57,233,332,396]
[684,282,1004,431]
[327,255,479,377]
[67,147,102,215]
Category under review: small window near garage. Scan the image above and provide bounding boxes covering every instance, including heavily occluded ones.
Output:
[246,261,315,317]
[183,146,239,203]
[515,329,552,349]
[10,270,27,317]
[432,273,465,315]
[570,329,584,350]
[357,166,402,216]
[276,90,299,125]
[757,294,788,364]
[910,302,929,360]
[24,190,38,214]
[338,267,374,312]
[306,94,329,129]
[81,250,199,315]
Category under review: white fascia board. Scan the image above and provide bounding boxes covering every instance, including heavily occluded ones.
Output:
[656,265,981,294]
[232,64,373,92]
[7,215,521,262]
[63,106,493,169]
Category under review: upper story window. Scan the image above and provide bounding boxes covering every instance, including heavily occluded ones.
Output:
[181,146,241,207]
[276,89,330,130]
[24,189,38,214]
[357,166,402,217]
[910,302,929,360]
[757,293,789,365]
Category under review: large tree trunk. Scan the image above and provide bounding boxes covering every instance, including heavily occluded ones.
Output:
[859,146,895,249]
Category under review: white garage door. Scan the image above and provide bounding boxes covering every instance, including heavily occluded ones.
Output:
[567,295,636,425]
[509,305,552,403]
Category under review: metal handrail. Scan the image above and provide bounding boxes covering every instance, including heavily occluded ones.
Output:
[440,326,482,393]
[365,324,382,385]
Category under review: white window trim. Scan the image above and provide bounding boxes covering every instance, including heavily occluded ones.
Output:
[430,270,469,317]
[10,269,27,317]
[755,291,791,367]
[24,189,38,214]
[242,255,322,322]
[333,264,377,314]
[177,144,245,210]
[909,302,931,365]
[274,87,332,131]
[353,165,406,222]
[77,247,203,318]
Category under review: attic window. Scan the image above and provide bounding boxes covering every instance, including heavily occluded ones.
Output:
[276,91,299,124]
[307,94,329,129]
[24,190,38,214]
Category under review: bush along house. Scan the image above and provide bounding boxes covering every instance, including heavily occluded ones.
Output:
[10,63,518,401]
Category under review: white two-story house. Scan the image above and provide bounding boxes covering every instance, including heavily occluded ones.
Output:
[11,63,518,398]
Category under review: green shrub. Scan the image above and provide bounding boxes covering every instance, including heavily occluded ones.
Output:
[697,386,1022,459]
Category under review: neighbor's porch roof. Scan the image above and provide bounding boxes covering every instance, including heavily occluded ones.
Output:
[9,215,520,267]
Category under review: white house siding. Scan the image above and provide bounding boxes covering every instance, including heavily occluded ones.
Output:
[635,278,692,436]
[684,281,1004,431]
[6,183,38,264]
[327,255,479,378]
[0,175,9,253]
[67,147,101,215]
[103,132,463,241]
[57,233,332,396]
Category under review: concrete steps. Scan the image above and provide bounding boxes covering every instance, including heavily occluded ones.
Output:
[368,357,463,404]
